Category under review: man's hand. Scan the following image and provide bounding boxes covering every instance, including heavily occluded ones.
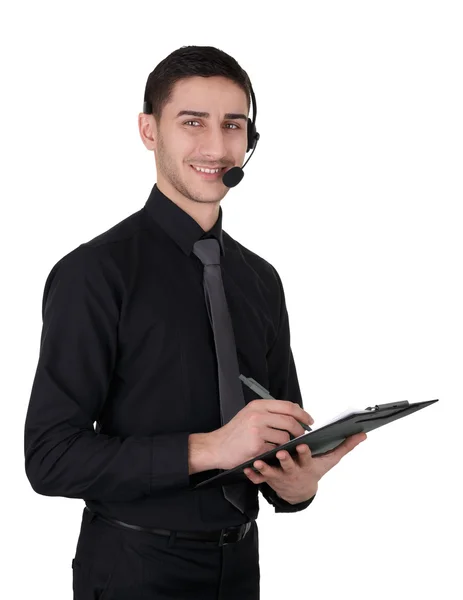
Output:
[243,432,367,504]
[207,400,314,471]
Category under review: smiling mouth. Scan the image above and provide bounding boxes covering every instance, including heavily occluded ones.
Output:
[190,165,227,173]
[190,165,228,180]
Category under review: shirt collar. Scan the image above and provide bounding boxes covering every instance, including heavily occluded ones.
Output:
[143,183,225,257]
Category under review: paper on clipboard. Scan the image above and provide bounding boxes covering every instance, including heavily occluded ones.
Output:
[309,406,370,431]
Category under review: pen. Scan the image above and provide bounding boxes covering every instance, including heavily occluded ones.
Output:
[239,374,312,432]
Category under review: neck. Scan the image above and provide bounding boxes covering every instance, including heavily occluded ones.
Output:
[156,178,220,233]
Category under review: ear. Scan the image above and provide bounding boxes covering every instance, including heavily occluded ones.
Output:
[138,113,157,151]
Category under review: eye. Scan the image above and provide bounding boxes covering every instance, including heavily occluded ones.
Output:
[183,120,240,129]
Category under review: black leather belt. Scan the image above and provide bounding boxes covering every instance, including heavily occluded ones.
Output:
[84,507,253,547]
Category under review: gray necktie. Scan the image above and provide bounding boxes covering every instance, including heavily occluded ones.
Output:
[192,237,248,513]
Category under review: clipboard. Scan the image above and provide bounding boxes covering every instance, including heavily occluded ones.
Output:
[190,398,438,490]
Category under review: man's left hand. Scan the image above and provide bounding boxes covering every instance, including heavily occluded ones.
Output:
[243,432,367,504]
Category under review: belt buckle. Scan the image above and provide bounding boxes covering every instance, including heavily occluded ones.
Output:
[219,525,241,547]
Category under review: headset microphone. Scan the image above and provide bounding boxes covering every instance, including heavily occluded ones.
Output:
[143,75,260,189]
[221,139,258,187]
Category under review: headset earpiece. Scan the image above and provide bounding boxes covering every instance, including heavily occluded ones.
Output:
[246,79,260,153]
[247,118,259,153]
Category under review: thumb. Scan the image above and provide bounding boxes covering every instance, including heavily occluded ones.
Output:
[314,433,367,473]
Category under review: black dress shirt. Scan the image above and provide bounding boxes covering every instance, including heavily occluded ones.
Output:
[24,182,315,530]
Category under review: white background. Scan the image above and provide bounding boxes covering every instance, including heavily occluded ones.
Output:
[1,1,462,598]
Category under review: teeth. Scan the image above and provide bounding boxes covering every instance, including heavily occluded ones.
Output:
[193,166,221,174]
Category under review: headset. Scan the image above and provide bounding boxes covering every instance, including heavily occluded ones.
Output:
[142,76,260,187]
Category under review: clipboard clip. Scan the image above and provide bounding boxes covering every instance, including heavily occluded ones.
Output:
[365,401,409,411]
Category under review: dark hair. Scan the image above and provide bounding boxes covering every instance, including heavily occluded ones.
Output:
[143,45,251,124]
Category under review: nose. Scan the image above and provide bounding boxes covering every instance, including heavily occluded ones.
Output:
[198,123,227,160]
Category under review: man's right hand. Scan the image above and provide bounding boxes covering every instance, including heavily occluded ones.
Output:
[208,400,314,470]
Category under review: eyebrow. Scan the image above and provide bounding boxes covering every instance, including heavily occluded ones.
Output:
[175,110,247,121]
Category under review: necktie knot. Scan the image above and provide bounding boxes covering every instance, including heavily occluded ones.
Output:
[192,238,221,266]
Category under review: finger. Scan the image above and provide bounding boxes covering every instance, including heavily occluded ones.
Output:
[305,412,315,426]
[295,443,313,467]
[291,403,315,425]
[243,467,266,484]
[323,433,367,462]
[276,450,297,473]
[340,432,367,453]
[253,459,279,479]
[266,401,314,426]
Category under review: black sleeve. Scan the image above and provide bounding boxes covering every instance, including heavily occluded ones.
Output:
[260,484,316,513]
[24,247,190,502]
[258,265,316,513]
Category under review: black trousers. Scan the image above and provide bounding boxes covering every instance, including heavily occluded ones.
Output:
[71,507,260,599]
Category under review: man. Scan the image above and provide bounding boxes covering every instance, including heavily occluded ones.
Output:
[24,45,366,599]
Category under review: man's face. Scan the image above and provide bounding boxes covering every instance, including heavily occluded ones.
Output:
[143,76,249,206]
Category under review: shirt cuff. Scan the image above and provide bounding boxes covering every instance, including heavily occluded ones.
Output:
[259,482,316,513]
[149,432,191,493]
